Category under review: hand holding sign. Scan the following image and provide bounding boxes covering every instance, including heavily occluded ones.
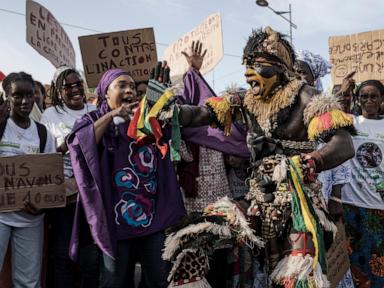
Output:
[23,200,42,215]
[181,41,207,72]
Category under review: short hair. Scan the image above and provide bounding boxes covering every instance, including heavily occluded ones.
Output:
[2,72,34,97]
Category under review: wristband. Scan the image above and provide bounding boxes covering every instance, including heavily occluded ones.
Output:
[309,150,324,172]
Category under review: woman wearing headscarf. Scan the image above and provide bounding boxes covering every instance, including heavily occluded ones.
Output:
[341,80,384,287]
[68,69,186,287]
[40,66,98,288]
[295,49,332,92]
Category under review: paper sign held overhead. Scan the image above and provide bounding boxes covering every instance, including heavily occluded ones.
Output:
[0,153,66,212]
[329,28,384,85]
[26,0,76,68]
[163,13,224,79]
[79,28,158,88]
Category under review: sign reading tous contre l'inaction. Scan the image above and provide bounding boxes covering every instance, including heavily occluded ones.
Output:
[26,0,76,68]
[0,153,66,212]
[163,13,224,79]
[79,28,158,88]
[329,28,384,85]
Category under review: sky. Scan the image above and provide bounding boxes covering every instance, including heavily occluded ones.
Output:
[1,0,384,93]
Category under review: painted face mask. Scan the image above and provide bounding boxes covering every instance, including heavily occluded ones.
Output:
[245,62,281,100]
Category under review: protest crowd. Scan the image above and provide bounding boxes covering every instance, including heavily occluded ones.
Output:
[0,2,384,288]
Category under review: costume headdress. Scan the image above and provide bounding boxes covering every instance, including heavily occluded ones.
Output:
[243,27,295,72]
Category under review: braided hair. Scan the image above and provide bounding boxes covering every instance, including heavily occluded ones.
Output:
[50,68,83,112]
[2,72,35,97]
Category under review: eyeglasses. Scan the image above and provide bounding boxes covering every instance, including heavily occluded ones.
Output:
[62,81,84,91]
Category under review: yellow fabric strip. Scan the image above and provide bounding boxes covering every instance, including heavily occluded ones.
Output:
[290,156,319,269]
[136,96,147,138]
[145,90,174,123]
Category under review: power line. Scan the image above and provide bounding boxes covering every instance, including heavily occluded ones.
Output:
[224,53,241,58]
[1,7,241,56]
[0,7,102,33]
[0,7,24,16]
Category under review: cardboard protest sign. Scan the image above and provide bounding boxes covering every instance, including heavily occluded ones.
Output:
[79,28,158,88]
[329,28,384,85]
[26,0,76,68]
[0,153,66,212]
[326,221,351,288]
[163,13,223,79]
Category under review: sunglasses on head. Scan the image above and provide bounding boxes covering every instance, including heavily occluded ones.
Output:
[62,81,84,91]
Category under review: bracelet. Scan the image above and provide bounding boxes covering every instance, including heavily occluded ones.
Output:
[300,154,317,183]
[329,196,343,204]
[309,150,324,172]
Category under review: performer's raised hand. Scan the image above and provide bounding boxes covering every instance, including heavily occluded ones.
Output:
[182,40,207,72]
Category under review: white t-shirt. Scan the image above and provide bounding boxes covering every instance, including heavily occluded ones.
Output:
[0,118,56,227]
[41,104,96,178]
[342,115,384,210]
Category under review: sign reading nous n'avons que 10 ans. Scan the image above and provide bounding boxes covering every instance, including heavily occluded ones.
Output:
[0,153,66,212]
[79,28,158,88]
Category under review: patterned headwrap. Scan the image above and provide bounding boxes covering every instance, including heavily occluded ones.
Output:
[243,27,295,72]
[296,50,331,91]
[96,68,129,99]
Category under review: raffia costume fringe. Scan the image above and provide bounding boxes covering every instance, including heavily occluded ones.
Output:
[205,97,232,136]
[243,79,304,133]
[270,255,330,288]
[303,95,354,141]
[313,207,338,237]
[162,222,232,261]
[163,197,265,287]
[204,197,265,248]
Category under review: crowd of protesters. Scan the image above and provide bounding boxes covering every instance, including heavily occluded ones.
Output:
[0,38,383,288]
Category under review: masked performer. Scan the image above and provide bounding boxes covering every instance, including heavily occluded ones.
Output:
[161,27,355,288]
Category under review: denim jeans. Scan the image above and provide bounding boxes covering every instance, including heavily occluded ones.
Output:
[47,204,99,288]
[100,231,169,288]
[0,220,44,288]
